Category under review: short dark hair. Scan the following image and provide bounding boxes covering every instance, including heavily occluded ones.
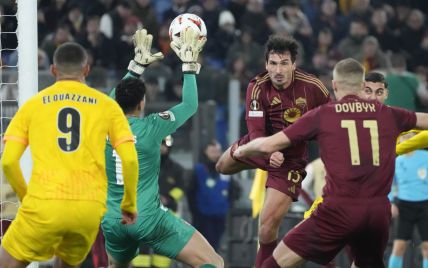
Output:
[365,72,388,88]
[53,42,87,75]
[264,34,299,63]
[115,78,146,114]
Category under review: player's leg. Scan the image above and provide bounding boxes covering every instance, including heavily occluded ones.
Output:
[101,218,140,268]
[256,187,293,267]
[352,199,390,268]
[175,230,224,267]
[55,200,106,267]
[215,143,253,174]
[149,211,224,267]
[261,241,305,268]
[0,247,29,268]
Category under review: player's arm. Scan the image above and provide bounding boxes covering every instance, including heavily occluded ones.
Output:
[234,132,291,158]
[235,107,320,159]
[109,29,164,98]
[1,140,27,202]
[114,141,138,224]
[396,130,428,155]
[156,27,207,132]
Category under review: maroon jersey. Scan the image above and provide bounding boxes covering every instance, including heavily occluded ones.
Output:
[284,95,416,198]
[246,69,330,170]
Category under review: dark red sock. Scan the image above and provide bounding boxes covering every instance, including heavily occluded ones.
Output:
[261,256,281,268]
[255,240,278,268]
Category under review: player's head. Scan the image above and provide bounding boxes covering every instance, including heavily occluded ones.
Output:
[332,58,365,100]
[361,71,388,103]
[115,78,146,115]
[264,34,298,90]
[51,42,89,80]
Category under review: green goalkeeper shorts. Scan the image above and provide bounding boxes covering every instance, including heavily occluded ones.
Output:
[101,208,195,264]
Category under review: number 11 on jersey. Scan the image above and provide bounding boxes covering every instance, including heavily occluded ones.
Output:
[341,120,380,166]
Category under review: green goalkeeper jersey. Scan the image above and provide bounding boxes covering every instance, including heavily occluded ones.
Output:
[104,73,198,218]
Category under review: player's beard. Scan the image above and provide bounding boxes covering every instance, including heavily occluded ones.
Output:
[272,72,291,89]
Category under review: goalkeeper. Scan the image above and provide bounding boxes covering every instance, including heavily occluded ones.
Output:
[101,28,224,268]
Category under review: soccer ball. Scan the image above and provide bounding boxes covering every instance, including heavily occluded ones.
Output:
[169,13,207,42]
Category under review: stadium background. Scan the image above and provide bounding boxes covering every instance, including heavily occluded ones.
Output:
[1,0,428,267]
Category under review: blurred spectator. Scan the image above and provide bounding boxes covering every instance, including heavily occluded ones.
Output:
[38,49,50,70]
[114,15,142,70]
[398,9,426,61]
[77,15,114,69]
[159,135,186,214]
[37,8,49,44]
[240,0,271,45]
[385,53,428,111]
[201,0,222,43]
[42,0,69,33]
[162,0,191,23]
[132,0,159,44]
[99,0,132,40]
[226,27,264,75]
[388,1,412,34]
[347,0,372,21]
[40,24,74,63]
[338,18,369,58]
[189,140,231,251]
[205,10,238,69]
[275,0,313,38]
[411,33,428,71]
[227,0,247,27]
[60,4,85,38]
[356,36,389,72]
[311,0,347,42]
[369,7,397,52]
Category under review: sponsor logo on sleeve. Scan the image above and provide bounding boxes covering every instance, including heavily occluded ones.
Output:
[158,111,176,121]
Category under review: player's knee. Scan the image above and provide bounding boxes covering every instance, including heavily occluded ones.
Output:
[421,242,428,256]
[392,240,407,256]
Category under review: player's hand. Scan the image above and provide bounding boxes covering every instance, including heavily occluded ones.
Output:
[170,27,207,74]
[269,151,284,168]
[127,29,164,75]
[391,203,399,218]
[121,210,137,225]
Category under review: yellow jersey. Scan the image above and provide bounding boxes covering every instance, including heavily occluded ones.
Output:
[4,80,134,203]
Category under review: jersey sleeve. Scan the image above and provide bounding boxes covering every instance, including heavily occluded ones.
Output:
[396,130,428,155]
[245,80,267,140]
[4,101,31,145]
[283,107,320,144]
[108,101,134,148]
[148,74,198,141]
[390,106,417,133]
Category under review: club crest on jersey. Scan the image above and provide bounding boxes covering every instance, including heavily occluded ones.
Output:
[284,107,301,123]
[158,111,175,121]
[250,99,259,111]
[295,97,307,108]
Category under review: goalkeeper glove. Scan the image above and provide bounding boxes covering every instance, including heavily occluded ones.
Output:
[128,29,164,76]
[170,28,207,74]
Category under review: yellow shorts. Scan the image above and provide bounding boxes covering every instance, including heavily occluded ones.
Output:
[2,195,105,265]
[303,196,324,219]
